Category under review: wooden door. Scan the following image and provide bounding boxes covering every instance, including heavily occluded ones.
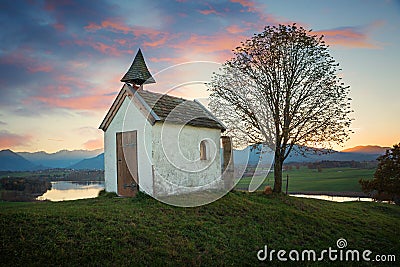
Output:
[116,131,138,197]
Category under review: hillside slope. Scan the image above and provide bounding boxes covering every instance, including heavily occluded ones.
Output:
[0,192,398,266]
[0,149,39,171]
[69,153,104,170]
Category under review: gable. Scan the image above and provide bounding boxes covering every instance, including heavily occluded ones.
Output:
[99,84,158,131]
[99,84,226,132]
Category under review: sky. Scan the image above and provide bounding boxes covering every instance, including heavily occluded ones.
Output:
[0,0,399,153]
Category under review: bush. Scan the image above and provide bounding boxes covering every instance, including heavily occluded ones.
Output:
[359,143,400,204]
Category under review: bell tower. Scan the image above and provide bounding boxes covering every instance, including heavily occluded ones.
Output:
[120,48,156,88]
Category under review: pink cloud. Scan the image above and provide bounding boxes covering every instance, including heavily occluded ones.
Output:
[230,0,257,12]
[84,20,175,52]
[0,130,32,150]
[57,75,89,88]
[172,33,247,55]
[2,50,54,73]
[32,93,113,111]
[83,138,103,150]
[143,36,168,48]
[315,26,381,49]
[84,20,161,39]
[84,22,102,31]
[31,85,72,99]
[149,57,181,63]
[226,25,247,34]
[199,9,218,15]
[53,23,65,31]
[92,42,123,56]
[44,0,56,11]
[115,39,127,46]
[85,20,132,34]
[27,64,53,73]
[74,39,133,56]
[198,2,221,16]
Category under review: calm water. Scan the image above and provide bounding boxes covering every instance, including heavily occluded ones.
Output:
[290,194,373,202]
[2,179,376,203]
[37,181,104,202]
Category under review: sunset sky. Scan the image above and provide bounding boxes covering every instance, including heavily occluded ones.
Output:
[0,0,399,153]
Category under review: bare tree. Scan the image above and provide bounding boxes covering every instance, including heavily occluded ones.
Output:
[208,24,352,193]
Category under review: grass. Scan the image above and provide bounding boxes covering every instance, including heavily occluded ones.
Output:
[235,167,375,192]
[0,191,399,266]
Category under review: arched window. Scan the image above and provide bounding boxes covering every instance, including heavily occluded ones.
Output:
[200,140,207,160]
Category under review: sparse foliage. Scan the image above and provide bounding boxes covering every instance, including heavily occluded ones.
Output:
[208,24,352,192]
[359,143,400,204]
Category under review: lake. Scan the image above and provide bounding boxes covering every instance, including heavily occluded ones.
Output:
[0,179,379,203]
[37,181,104,202]
[290,194,373,202]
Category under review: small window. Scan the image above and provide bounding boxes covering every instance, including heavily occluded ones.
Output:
[200,140,207,160]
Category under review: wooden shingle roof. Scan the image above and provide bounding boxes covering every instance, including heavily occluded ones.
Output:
[99,84,226,132]
[137,89,226,130]
[120,49,155,85]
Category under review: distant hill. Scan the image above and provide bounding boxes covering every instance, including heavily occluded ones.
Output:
[0,149,39,171]
[234,144,387,165]
[18,149,103,168]
[69,153,104,170]
[341,145,390,155]
[285,151,382,163]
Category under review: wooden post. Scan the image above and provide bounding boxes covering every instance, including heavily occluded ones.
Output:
[221,136,234,190]
[285,174,289,195]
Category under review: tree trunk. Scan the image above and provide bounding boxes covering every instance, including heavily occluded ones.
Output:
[273,153,283,193]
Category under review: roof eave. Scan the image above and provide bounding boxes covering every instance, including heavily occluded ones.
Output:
[193,99,227,131]
[98,84,159,132]
[99,85,127,131]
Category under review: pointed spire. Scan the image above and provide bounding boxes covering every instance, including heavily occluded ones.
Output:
[120,48,156,85]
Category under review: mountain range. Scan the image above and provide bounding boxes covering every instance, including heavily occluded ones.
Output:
[341,145,390,154]
[0,149,103,171]
[0,145,390,171]
[18,149,103,168]
[233,145,388,165]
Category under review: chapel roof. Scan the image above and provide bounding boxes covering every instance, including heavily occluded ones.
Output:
[137,89,226,130]
[99,84,226,131]
[120,49,155,85]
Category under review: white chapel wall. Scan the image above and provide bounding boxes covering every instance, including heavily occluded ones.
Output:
[152,122,223,196]
[104,96,153,195]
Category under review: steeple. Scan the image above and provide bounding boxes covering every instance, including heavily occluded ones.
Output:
[120,48,156,86]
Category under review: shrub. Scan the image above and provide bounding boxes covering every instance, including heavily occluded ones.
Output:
[359,143,400,204]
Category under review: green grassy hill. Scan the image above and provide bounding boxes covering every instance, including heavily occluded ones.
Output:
[0,192,398,266]
[236,167,375,192]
